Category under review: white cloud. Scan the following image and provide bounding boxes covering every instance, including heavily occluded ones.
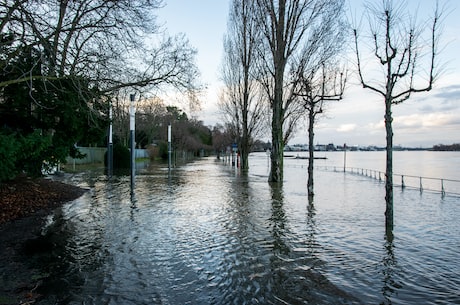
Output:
[365,121,384,133]
[336,124,358,132]
[394,113,460,129]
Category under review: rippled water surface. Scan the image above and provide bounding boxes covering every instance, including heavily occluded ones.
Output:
[38,153,460,304]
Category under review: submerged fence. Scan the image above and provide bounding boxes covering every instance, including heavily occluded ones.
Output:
[285,163,460,197]
[321,165,460,197]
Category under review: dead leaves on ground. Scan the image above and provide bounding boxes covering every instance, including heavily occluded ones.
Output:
[0,176,86,225]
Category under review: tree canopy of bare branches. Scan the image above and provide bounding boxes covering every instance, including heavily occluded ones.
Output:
[254,0,347,182]
[353,0,443,231]
[0,0,200,94]
[297,63,346,195]
[0,0,201,179]
[220,0,267,171]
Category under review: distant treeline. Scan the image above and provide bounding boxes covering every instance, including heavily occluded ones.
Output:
[432,143,460,151]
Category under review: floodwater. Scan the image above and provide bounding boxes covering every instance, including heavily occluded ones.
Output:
[36,152,459,304]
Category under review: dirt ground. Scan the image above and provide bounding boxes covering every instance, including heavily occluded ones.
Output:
[0,176,86,304]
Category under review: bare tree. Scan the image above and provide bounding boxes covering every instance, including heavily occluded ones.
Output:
[353,0,443,231]
[136,97,168,145]
[254,0,346,182]
[221,0,267,171]
[0,0,200,96]
[0,0,201,172]
[297,64,346,196]
[211,123,235,158]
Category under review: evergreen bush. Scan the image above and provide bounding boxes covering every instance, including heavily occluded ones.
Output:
[105,143,130,168]
[0,133,19,181]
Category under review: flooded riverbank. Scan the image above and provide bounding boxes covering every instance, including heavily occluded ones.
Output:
[8,152,460,304]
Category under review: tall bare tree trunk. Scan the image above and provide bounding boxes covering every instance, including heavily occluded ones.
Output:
[353,0,441,232]
[270,98,284,182]
[256,0,346,183]
[268,0,286,183]
[241,118,250,171]
[241,64,250,171]
[384,98,394,231]
[221,0,265,172]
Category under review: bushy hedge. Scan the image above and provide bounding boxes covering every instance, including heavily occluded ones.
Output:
[158,141,168,160]
[0,133,19,181]
[104,143,130,168]
[19,131,53,177]
[0,130,52,182]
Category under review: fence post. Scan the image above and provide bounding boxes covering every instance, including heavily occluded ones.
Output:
[401,175,405,189]
[441,179,445,197]
[419,177,423,193]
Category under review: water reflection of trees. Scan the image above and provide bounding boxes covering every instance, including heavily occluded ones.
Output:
[219,176,293,303]
[267,184,359,304]
[269,183,289,255]
[267,182,292,303]
[35,207,98,302]
[381,231,402,304]
[306,195,317,256]
[35,172,145,302]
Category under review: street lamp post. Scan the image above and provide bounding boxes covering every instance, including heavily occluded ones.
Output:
[108,102,113,177]
[168,123,172,171]
[130,94,136,192]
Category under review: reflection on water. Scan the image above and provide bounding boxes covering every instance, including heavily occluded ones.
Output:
[269,183,289,255]
[381,231,401,305]
[32,153,460,304]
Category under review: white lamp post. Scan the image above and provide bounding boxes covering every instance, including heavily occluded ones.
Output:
[130,94,136,192]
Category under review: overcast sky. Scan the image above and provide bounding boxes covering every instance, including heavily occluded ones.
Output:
[157,0,459,147]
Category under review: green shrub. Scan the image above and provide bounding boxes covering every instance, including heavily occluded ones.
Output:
[104,143,130,168]
[18,131,52,177]
[0,130,53,180]
[0,133,19,181]
[158,141,168,160]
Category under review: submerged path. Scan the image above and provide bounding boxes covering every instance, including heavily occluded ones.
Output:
[2,155,460,304]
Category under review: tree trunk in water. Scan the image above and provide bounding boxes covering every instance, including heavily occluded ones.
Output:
[240,125,250,171]
[240,147,249,171]
[384,99,394,231]
[240,90,250,171]
[269,100,284,182]
[269,49,285,182]
[268,0,286,183]
[307,111,315,196]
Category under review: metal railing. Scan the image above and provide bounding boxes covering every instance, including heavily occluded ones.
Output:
[285,163,460,197]
[322,166,460,197]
